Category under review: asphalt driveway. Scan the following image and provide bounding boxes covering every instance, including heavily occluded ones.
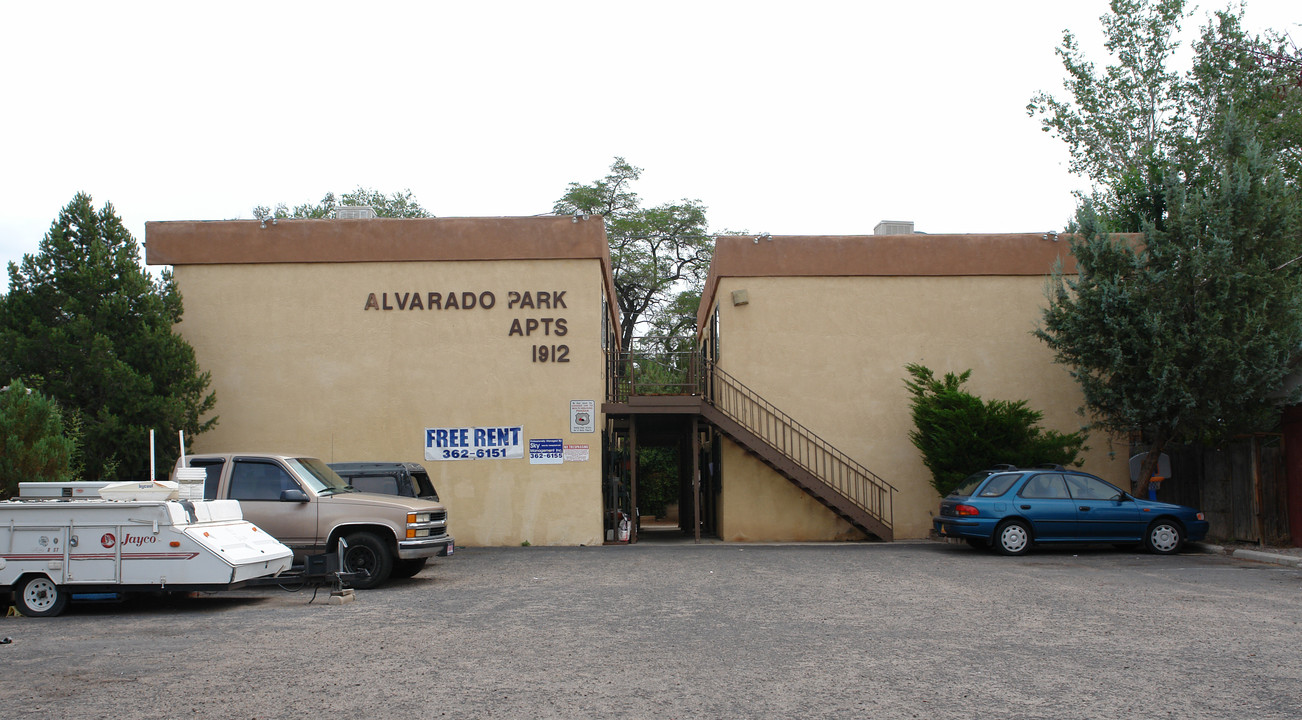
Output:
[2,541,1300,719]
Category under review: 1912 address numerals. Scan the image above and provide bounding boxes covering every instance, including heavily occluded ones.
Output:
[531,344,570,363]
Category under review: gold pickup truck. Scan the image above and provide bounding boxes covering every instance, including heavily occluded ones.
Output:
[174,453,453,588]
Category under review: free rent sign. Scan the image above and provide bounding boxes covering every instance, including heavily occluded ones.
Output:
[425,426,524,461]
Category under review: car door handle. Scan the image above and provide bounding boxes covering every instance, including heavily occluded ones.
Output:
[1020,505,1031,510]
[1079,506,1091,511]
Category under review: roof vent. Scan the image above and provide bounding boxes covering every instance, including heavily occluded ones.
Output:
[874,220,914,235]
[337,206,377,219]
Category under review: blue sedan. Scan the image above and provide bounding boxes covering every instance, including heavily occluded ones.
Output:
[933,466,1209,555]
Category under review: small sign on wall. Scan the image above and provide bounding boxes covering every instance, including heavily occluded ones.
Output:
[564,444,589,462]
[570,400,596,433]
[529,438,564,465]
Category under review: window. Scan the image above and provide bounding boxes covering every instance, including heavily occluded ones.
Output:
[229,460,300,501]
[1020,474,1070,499]
[351,474,401,496]
[710,306,721,362]
[601,296,609,350]
[979,473,1020,497]
[1066,474,1123,501]
[189,458,225,500]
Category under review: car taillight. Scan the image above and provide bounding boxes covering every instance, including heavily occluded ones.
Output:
[956,504,980,516]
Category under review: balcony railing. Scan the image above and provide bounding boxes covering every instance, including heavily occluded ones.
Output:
[607,338,703,401]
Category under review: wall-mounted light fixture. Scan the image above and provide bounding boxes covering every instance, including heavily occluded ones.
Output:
[731,289,749,306]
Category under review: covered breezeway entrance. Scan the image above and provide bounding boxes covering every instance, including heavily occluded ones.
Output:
[604,409,719,544]
[601,339,894,544]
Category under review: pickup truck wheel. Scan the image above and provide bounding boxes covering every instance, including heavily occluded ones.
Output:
[341,532,393,589]
[390,558,427,579]
[16,575,68,617]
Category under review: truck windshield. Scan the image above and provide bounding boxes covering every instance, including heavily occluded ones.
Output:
[288,458,355,495]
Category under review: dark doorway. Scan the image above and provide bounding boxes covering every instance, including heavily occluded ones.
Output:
[603,414,717,544]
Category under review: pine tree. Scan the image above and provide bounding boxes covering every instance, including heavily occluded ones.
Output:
[0,193,217,481]
[0,379,78,498]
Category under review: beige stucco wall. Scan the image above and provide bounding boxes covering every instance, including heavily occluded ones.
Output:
[711,274,1128,541]
[717,441,866,541]
[172,258,608,546]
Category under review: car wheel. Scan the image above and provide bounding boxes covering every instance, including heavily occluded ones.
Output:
[994,520,1032,556]
[341,532,394,589]
[1144,519,1183,555]
[390,558,427,579]
[965,538,989,550]
[16,575,68,617]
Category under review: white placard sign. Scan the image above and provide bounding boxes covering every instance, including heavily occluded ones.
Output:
[570,400,596,433]
[564,444,589,462]
[529,438,564,465]
[425,426,523,461]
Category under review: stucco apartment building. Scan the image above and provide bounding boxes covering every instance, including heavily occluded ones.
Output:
[146,215,1126,546]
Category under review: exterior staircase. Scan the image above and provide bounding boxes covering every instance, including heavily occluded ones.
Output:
[606,350,896,541]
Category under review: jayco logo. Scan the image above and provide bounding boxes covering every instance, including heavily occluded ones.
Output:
[121,533,156,547]
[101,533,115,549]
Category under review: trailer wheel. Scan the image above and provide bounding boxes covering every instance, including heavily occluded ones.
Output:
[341,532,393,589]
[15,575,68,617]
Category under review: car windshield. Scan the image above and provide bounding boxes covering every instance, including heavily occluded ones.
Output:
[289,458,355,495]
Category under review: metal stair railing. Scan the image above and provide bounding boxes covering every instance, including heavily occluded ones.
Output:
[703,362,895,532]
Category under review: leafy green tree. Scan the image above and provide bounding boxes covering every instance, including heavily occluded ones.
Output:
[1187,10,1302,185]
[554,158,714,350]
[1028,0,1299,230]
[254,186,431,220]
[0,193,217,482]
[905,364,1087,497]
[637,446,679,519]
[0,379,79,498]
[1037,116,1302,495]
[1027,0,1190,208]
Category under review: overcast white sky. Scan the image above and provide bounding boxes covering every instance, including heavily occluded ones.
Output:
[2,1,1298,292]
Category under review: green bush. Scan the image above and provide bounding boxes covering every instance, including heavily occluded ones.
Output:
[0,379,79,498]
[905,363,1086,496]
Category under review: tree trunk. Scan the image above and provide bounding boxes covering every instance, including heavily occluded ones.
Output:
[1134,428,1172,498]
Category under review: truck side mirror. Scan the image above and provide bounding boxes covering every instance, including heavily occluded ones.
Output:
[281,489,309,503]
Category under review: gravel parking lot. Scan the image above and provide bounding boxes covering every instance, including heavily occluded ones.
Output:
[3,540,1301,719]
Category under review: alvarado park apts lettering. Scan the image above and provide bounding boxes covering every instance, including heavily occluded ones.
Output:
[364,289,573,362]
[363,290,567,312]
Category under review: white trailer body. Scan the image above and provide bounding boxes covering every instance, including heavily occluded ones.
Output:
[1,499,293,616]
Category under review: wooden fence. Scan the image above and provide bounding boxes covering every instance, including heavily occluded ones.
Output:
[1149,435,1290,545]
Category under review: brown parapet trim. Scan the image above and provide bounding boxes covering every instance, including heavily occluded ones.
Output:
[145,215,608,265]
[145,214,624,349]
[695,232,1142,334]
